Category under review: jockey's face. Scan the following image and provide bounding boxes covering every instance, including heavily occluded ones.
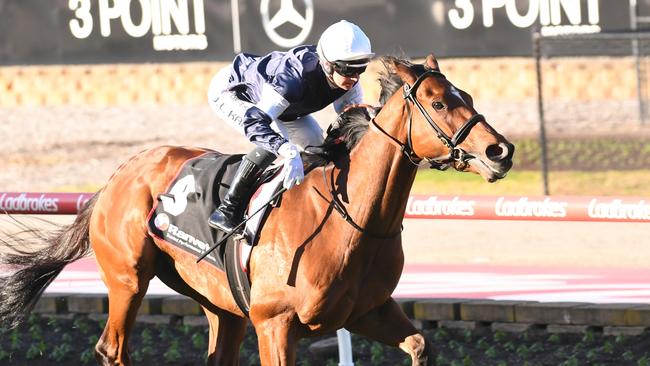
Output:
[326,59,368,90]
[332,70,361,90]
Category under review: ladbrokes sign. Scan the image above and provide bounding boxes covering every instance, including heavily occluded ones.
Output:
[406,195,650,222]
[0,193,91,214]
[0,193,59,213]
[3,192,649,222]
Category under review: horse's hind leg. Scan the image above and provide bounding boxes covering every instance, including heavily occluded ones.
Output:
[203,307,248,365]
[152,255,248,365]
[92,224,157,365]
[346,298,437,366]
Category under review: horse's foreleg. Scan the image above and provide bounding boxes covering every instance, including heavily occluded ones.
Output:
[203,307,248,365]
[253,315,299,366]
[346,298,437,366]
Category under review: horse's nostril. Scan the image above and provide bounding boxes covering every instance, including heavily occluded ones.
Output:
[485,144,503,161]
[486,142,513,162]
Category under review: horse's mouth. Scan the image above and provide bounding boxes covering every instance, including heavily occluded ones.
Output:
[467,157,511,182]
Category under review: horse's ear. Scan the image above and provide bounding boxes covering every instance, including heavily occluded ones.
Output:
[385,57,417,86]
[426,54,440,71]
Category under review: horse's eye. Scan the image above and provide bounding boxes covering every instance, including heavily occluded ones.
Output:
[432,101,445,110]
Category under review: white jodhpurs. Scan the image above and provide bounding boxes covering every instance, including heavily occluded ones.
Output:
[207,65,324,151]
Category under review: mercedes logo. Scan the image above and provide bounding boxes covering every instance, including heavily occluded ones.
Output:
[260,0,314,48]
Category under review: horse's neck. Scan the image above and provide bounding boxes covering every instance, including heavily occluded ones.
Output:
[338,109,418,235]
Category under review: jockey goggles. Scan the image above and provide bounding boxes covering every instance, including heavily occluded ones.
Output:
[332,60,369,77]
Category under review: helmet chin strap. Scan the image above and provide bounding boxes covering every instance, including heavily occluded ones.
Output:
[317,41,338,86]
[320,60,339,88]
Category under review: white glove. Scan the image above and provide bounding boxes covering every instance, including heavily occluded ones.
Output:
[277,142,304,190]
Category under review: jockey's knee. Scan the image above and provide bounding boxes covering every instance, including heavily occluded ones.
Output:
[281,115,324,149]
[244,147,276,169]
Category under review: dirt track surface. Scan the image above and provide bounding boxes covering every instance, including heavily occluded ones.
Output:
[1,105,253,192]
[402,219,649,269]
[1,212,647,271]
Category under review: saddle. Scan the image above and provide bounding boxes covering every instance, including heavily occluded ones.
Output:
[146,151,283,316]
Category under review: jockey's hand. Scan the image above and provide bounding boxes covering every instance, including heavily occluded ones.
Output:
[278,142,304,190]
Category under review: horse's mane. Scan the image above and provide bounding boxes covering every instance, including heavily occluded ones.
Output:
[303,56,415,169]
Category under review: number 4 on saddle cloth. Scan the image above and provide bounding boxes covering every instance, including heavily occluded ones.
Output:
[146,152,283,315]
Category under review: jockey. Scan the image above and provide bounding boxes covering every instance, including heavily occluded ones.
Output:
[207,20,374,233]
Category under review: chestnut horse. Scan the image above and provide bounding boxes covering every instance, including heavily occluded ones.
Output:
[0,55,513,365]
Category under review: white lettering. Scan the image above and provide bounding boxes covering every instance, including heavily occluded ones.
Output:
[540,0,551,24]
[192,0,205,34]
[98,0,123,37]
[70,0,207,50]
[494,197,567,218]
[406,196,476,217]
[587,199,650,221]
[448,0,475,30]
[551,0,581,25]
[151,0,162,35]
[76,195,90,211]
[121,0,152,37]
[161,0,189,35]
[505,0,539,28]
[483,0,507,27]
[540,24,600,36]
[69,0,94,39]
[153,34,207,50]
[449,0,601,30]
[587,0,599,24]
[167,224,211,251]
[0,193,60,213]
[160,175,196,216]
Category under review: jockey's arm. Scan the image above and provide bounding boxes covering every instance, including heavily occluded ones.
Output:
[333,82,363,114]
[242,83,290,154]
[241,82,304,189]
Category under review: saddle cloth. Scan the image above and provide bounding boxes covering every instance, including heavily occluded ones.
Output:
[146,151,282,271]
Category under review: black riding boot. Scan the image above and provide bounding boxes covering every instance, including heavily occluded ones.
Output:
[208,148,275,233]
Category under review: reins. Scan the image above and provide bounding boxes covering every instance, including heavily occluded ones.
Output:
[307,68,485,239]
[371,69,485,171]
[313,166,402,240]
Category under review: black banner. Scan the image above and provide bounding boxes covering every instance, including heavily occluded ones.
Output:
[0,0,634,65]
[639,0,650,29]
[0,0,234,64]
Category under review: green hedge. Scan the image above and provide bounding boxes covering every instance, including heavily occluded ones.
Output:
[512,136,650,171]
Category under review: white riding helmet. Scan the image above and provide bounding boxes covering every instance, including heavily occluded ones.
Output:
[317,20,374,63]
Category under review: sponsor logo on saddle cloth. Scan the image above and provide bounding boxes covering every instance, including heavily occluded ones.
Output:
[146,152,284,272]
[153,211,216,262]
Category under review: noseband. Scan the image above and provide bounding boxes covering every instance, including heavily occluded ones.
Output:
[371,69,485,170]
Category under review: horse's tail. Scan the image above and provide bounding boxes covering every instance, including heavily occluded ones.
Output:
[0,193,99,329]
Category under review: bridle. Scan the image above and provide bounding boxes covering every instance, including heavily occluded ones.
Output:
[312,69,484,237]
[371,69,485,170]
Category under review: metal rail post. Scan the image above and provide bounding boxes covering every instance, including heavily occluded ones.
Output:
[533,29,550,196]
[630,0,646,124]
[337,329,354,366]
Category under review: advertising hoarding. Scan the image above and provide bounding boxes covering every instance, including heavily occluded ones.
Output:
[0,0,634,65]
